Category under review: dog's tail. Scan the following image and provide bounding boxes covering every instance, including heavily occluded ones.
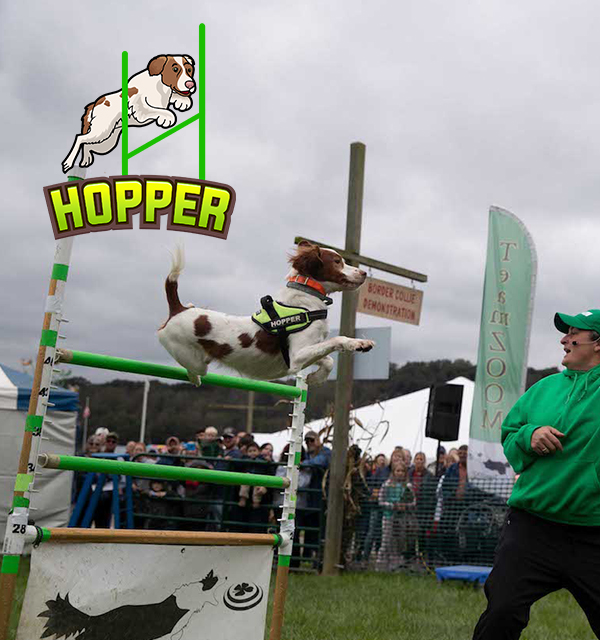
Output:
[165,244,188,319]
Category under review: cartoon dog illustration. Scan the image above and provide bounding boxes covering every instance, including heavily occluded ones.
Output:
[38,569,220,640]
[62,55,195,173]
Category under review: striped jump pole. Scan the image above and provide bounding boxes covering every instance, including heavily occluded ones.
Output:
[0,172,85,640]
[23,527,282,547]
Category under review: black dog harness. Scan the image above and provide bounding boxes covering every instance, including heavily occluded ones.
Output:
[251,278,332,368]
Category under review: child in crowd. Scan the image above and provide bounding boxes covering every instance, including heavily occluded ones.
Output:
[149,480,167,498]
[238,442,261,508]
[377,461,417,571]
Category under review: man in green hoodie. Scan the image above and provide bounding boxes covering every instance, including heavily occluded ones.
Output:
[473,309,600,640]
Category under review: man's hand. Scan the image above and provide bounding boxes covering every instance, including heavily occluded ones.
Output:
[531,426,565,456]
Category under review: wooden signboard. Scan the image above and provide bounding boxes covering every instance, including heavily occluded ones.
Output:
[357,277,423,325]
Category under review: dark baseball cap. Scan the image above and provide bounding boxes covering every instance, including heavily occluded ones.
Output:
[223,427,236,437]
[554,309,600,334]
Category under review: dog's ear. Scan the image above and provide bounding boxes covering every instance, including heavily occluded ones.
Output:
[183,55,195,68]
[148,55,168,76]
[290,243,323,279]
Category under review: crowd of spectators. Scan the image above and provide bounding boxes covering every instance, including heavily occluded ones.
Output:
[352,443,476,570]
[82,428,493,570]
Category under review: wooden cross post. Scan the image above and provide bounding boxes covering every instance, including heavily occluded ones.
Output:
[296,141,428,576]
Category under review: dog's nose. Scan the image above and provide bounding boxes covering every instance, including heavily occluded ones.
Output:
[185,81,195,89]
[359,270,367,277]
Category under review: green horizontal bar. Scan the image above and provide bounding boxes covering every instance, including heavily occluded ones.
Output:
[64,350,302,398]
[51,263,69,281]
[1,555,20,575]
[44,454,288,489]
[41,528,52,542]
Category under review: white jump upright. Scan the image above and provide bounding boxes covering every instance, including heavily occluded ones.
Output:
[0,171,84,640]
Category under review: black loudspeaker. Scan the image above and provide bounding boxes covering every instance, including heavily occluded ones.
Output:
[425,383,464,441]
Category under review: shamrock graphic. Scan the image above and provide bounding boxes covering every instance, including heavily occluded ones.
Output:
[233,583,253,597]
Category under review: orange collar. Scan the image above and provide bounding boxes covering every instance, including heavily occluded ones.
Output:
[287,275,326,296]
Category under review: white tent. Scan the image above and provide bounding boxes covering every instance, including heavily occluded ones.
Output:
[0,364,78,540]
[254,377,474,464]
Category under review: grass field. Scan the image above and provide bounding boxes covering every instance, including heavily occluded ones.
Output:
[9,561,595,640]
[274,572,595,640]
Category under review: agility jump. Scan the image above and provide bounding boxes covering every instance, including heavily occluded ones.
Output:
[0,176,305,640]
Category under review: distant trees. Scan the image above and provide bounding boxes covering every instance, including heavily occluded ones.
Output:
[64,359,558,445]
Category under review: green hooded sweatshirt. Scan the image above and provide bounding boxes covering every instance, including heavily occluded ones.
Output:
[503,363,600,526]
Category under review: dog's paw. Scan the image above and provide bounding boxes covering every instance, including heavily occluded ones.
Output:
[306,371,327,386]
[157,111,176,128]
[351,339,375,353]
[81,152,93,167]
[187,371,202,387]
[62,159,73,173]
[172,98,192,111]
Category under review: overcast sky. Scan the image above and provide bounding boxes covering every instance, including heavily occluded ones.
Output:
[2,1,600,386]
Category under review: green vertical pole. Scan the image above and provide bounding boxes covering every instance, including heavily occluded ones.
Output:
[199,24,205,180]
[122,50,129,176]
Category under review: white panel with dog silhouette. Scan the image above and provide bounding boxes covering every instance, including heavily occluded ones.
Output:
[18,542,273,640]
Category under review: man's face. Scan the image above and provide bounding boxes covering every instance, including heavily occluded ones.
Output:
[304,434,319,452]
[458,448,468,465]
[223,434,236,449]
[561,327,600,371]
[167,439,180,454]
[104,437,117,452]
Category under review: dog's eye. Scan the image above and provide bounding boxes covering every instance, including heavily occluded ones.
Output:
[173,66,179,72]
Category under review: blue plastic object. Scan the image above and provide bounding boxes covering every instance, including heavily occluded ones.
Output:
[435,565,492,584]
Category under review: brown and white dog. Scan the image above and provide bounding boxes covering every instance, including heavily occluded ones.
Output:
[157,242,375,386]
[62,55,195,173]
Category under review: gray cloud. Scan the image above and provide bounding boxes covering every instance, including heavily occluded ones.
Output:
[2,0,599,386]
